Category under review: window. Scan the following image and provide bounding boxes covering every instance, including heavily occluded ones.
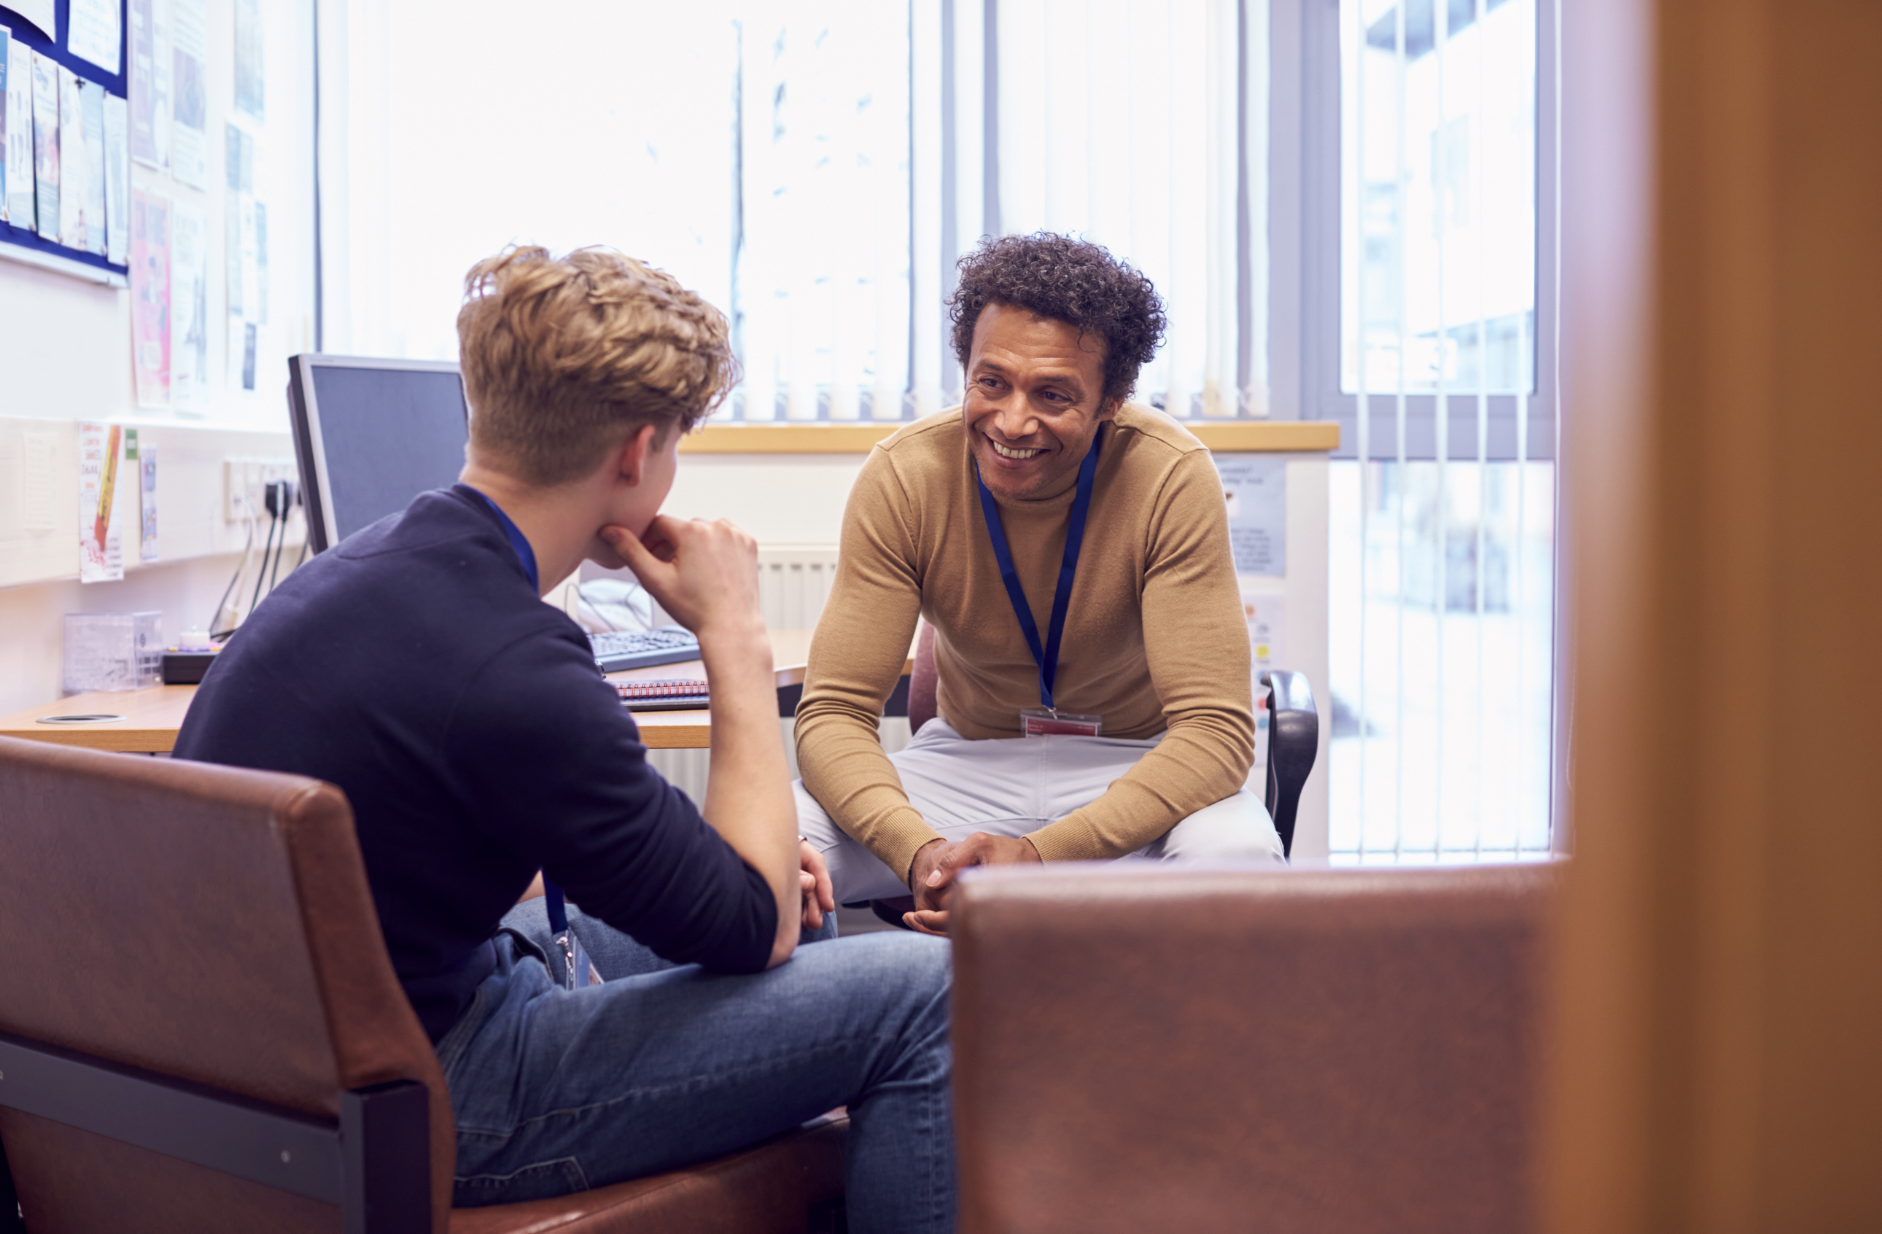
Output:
[320,0,1270,424]
[1314,0,1558,861]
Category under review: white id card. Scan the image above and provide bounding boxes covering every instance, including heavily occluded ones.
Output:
[1021,708,1103,738]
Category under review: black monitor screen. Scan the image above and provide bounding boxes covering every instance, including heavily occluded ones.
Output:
[308,365,469,544]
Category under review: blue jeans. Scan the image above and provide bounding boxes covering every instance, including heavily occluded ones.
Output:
[435,901,955,1234]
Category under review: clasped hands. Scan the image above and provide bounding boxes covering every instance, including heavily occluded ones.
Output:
[902,833,1042,936]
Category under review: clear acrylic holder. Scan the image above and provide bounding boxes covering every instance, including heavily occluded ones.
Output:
[63,611,164,693]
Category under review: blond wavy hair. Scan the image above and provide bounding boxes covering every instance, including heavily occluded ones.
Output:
[456,246,739,486]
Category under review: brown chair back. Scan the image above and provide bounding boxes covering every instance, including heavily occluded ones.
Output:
[907,621,939,735]
[950,862,1557,1234]
[0,736,453,1233]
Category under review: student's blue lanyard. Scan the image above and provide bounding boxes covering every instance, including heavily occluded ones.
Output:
[973,426,1102,713]
[470,490,576,943]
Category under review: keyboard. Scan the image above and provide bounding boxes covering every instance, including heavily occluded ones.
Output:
[589,626,703,673]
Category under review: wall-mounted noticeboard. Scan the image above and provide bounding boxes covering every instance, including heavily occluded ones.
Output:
[0,0,132,286]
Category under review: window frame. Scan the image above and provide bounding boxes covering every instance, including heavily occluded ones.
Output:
[1296,0,1559,461]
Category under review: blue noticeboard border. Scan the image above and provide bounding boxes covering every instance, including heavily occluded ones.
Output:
[0,0,132,280]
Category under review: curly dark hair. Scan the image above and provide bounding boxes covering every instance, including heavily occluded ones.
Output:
[947,233,1167,410]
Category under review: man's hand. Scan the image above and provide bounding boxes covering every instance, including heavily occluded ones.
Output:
[602,515,764,644]
[799,839,835,931]
[904,833,1042,935]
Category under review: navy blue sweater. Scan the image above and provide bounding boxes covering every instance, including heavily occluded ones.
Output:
[174,486,776,1039]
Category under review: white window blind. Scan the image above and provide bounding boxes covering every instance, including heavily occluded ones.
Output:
[1326,0,1555,862]
[321,0,1273,423]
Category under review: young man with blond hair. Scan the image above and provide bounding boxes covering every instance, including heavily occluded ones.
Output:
[175,246,954,1231]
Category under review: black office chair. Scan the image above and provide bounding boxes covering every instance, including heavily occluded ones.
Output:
[859,626,1322,929]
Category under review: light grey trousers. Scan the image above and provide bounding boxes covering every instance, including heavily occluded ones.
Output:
[796,718,1286,904]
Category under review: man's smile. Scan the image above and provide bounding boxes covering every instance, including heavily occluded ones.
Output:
[987,439,1046,461]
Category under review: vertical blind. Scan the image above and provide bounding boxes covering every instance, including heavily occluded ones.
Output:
[326,0,1272,424]
[1328,0,1553,862]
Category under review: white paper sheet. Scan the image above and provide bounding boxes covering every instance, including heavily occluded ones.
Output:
[170,198,210,411]
[1241,590,1288,796]
[169,0,206,189]
[103,92,128,262]
[6,0,54,41]
[29,50,57,239]
[0,27,9,223]
[1218,454,1289,577]
[228,316,257,391]
[57,65,84,248]
[22,430,57,532]
[140,442,159,562]
[80,79,107,256]
[234,0,263,121]
[68,0,124,76]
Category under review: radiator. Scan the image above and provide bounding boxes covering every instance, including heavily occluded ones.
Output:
[646,544,912,804]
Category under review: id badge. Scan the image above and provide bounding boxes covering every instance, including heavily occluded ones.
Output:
[1021,707,1103,738]
[552,927,604,990]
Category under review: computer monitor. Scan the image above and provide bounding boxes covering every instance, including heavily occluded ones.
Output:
[286,355,470,553]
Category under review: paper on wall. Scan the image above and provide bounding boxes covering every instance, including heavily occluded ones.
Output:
[7,0,54,41]
[22,431,57,531]
[29,50,56,239]
[228,316,256,392]
[1218,453,1288,577]
[129,0,170,170]
[253,199,268,322]
[1,35,26,229]
[57,66,84,248]
[1242,591,1288,797]
[131,188,171,407]
[139,443,160,562]
[169,0,207,189]
[234,0,263,121]
[79,422,128,583]
[0,26,9,223]
[80,80,107,256]
[169,197,210,411]
[103,92,128,262]
[68,0,125,76]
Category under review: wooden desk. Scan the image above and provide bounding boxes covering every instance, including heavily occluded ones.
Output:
[0,629,857,755]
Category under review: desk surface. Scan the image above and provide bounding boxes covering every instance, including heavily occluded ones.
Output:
[0,629,848,754]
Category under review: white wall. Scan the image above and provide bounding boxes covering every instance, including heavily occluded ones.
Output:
[0,0,313,712]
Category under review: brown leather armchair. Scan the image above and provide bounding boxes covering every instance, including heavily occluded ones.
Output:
[0,735,844,1234]
[948,862,1556,1234]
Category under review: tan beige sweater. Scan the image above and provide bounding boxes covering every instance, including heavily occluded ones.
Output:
[794,404,1255,880]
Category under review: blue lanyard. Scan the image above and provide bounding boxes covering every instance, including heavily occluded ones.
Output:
[973,426,1103,712]
[470,488,574,937]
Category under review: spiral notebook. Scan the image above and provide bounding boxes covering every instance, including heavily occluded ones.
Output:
[615,678,711,711]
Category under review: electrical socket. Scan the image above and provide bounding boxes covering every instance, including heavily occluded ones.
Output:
[224,458,299,522]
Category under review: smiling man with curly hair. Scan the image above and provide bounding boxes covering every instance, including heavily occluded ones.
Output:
[794,233,1284,933]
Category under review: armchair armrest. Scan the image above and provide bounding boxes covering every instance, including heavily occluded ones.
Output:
[1260,669,1319,856]
[949,862,1556,1234]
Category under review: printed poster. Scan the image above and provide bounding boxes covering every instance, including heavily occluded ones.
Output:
[129,0,172,171]
[140,442,160,562]
[80,79,107,256]
[57,65,82,247]
[169,198,210,411]
[1218,453,1288,577]
[1242,591,1288,799]
[169,0,207,189]
[0,26,8,222]
[131,189,172,407]
[30,50,56,239]
[233,0,263,120]
[79,422,128,583]
[68,0,125,76]
[4,35,31,227]
[103,93,128,262]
